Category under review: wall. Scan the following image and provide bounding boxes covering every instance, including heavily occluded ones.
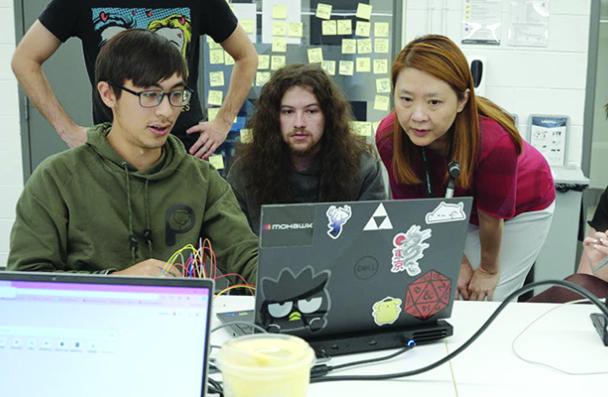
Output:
[0,0,22,267]
[403,0,591,169]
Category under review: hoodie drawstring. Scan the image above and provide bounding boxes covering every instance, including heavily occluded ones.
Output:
[122,162,138,260]
[143,179,153,255]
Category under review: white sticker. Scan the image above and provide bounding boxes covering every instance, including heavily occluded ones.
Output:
[363,203,393,231]
[326,205,352,239]
[372,296,402,326]
[391,225,432,276]
[425,202,466,224]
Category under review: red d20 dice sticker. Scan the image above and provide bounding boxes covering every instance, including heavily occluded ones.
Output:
[404,270,451,320]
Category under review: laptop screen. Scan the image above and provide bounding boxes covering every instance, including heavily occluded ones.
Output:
[0,273,212,397]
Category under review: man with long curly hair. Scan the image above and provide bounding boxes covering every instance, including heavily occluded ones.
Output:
[227,64,387,234]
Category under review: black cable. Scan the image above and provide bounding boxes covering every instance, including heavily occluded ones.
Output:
[207,378,224,396]
[311,279,608,383]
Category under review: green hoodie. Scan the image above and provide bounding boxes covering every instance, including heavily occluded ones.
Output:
[7,124,258,282]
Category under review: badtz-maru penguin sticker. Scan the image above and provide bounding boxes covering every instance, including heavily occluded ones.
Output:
[372,296,402,326]
[391,225,432,276]
[326,205,352,239]
[425,201,466,224]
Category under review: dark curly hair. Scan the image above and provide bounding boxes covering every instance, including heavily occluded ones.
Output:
[234,64,370,206]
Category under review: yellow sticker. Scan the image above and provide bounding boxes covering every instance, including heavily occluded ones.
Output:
[351,121,372,136]
[307,48,324,64]
[356,57,371,73]
[337,19,352,35]
[224,52,235,65]
[374,38,389,54]
[258,54,270,70]
[373,59,388,75]
[341,38,357,54]
[208,107,219,121]
[339,60,354,76]
[271,55,286,71]
[374,95,390,111]
[272,4,288,19]
[357,38,372,54]
[355,21,370,37]
[256,72,271,86]
[356,3,373,20]
[372,121,380,134]
[376,78,391,94]
[209,154,225,170]
[321,60,336,76]
[208,90,224,106]
[240,128,253,144]
[272,21,288,36]
[272,37,287,52]
[288,22,303,37]
[208,40,223,50]
[316,3,333,20]
[209,71,225,87]
[209,49,224,64]
[374,22,389,37]
[322,20,337,35]
[241,20,255,34]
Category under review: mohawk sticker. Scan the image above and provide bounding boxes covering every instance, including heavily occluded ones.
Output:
[391,225,432,276]
[425,201,466,224]
[372,296,402,326]
[326,205,352,239]
[404,270,451,320]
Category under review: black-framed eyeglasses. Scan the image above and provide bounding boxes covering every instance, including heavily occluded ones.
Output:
[112,84,193,108]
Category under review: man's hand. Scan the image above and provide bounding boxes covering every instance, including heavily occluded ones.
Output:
[113,259,181,277]
[583,231,608,271]
[60,124,88,148]
[457,260,474,300]
[186,119,231,159]
[467,267,499,301]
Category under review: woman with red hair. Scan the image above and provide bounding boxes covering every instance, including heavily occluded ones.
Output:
[376,35,555,301]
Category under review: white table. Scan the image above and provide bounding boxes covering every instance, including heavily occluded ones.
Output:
[212,297,608,396]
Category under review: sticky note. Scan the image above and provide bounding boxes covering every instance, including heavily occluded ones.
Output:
[209,49,224,64]
[240,128,253,144]
[208,107,219,121]
[271,55,286,70]
[272,37,287,52]
[256,71,271,86]
[357,38,372,54]
[322,20,337,35]
[355,21,370,37]
[258,54,270,70]
[316,3,333,20]
[209,71,225,87]
[307,48,324,64]
[272,21,288,36]
[209,154,225,170]
[241,20,255,34]
[224,52,235,65]
[351,121,372,136]
[374,38,389,54]
[339,60,354,76]
[337,19,352,35]
[342,38,357,54]
[374,95,390,111]
[376,78,391,93]
[372,121,380,134]
[321,60,336,76]
[356,3,373,20]
[272,4,288,19]
[356,57,371,72]
[288,22,303,37]
[373,59,388,75]
[374,22,389,37]
[208,90,223,106]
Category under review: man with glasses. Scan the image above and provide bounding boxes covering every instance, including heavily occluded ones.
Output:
[7,30,258,281]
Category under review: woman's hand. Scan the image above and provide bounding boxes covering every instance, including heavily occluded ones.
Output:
[467,267,499,301]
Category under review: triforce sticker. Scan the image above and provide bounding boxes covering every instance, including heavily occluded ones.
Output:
[326,205,352,239]
[372,296,402,326]
[391,225,432,276]
[425,201,466,224]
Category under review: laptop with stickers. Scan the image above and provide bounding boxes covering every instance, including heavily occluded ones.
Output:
[250,197,473,356]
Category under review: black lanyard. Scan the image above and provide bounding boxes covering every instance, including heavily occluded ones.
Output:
[421,148,432,197]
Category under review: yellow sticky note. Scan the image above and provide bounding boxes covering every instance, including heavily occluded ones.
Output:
[372,121,381,134]
[241,20,255,34]
[342,38,357,54]
[351,121,372,136]
[224,52,235,65]
[356,57,371,72]
[209,71,225,87]
[356,3,373,20]
[307,48,324,64]
[256,71,271,86]
[339,60,354,76]
[208,90,223,106]
[209,154,225,170]
[271,55,286,70]
[322,20,337,35]
[258,54,270,70]
[355,21,370,37]
[374,22,389,37]
[374,95,390,111]
[321,60,336,76]
[373,59,388,75]
[272,21,288,36]
[288,22,303,37]
[209,49,224,64]
[376,78,391,93]
[316,3,333,20]
[374,38,389,54]
[240,128,253,144]
[358,38,372,54]
[272,37,287,52]
[337,19,352,35]
[272,4,288,19]
[208,107,219,121]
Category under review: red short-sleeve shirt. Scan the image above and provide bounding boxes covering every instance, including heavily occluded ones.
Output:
[375,113,555,224]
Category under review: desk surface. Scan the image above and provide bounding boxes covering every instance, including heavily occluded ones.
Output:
[212,297,608,396]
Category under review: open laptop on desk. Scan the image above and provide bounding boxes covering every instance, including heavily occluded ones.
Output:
[218,197,472,356]
[0,272,213,397]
